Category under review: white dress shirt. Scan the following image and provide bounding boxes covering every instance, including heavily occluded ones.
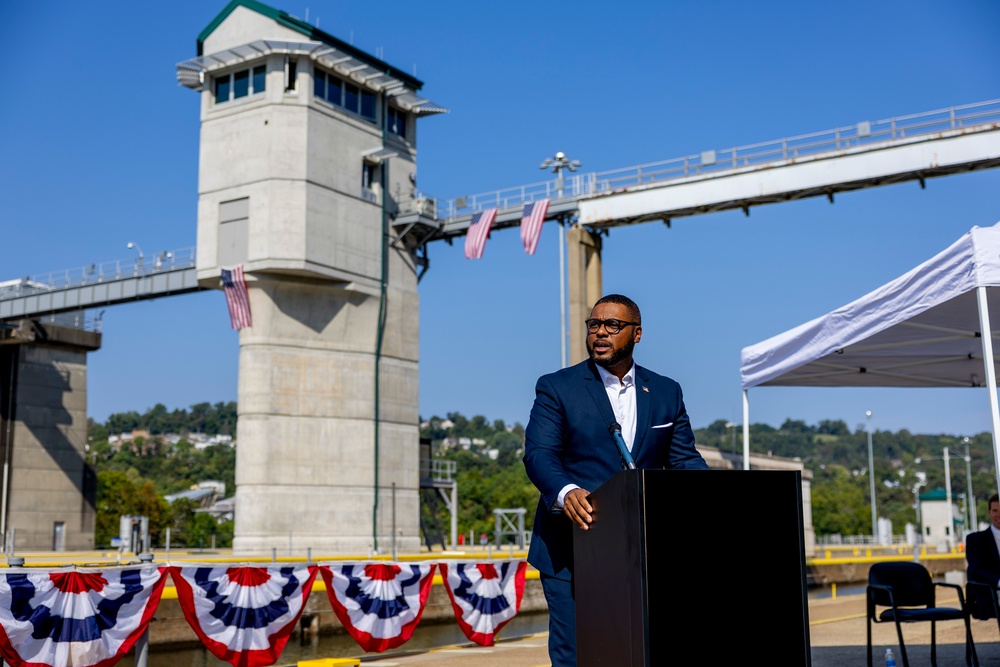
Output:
[596,362,637,451]
[555,363,638,510]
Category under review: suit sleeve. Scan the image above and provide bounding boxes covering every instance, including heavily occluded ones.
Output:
[968,532,1000,585]
[667,385,709,470]
[523,374,575,511]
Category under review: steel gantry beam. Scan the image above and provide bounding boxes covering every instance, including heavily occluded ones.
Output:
[392,99,1000,247]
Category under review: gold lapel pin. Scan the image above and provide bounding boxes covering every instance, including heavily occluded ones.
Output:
[642,386,649,393]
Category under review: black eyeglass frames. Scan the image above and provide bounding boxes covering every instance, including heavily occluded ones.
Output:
[585,318,639,335]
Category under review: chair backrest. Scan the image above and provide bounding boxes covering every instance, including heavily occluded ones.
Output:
[868,561,934,608]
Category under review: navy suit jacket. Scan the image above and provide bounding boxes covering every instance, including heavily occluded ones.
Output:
[523,359,708,580]
[967,528,1000,618]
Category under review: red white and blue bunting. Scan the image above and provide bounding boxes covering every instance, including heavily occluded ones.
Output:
[0,565,167,667]
[169,564,318,667]
[320,562,435,653]
[0,560,530,662]
[439,560,527,646]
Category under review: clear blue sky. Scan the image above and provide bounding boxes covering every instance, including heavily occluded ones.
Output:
[2,1,999,436]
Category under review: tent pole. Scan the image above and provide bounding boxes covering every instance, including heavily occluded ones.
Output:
[977,286,1000,497]
[742,390,750,471]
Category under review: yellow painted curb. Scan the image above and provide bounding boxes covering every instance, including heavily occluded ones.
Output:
[298,659,361,666]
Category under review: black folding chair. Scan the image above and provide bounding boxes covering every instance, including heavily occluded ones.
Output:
[966,579,1000,631]
[867,561,978,667]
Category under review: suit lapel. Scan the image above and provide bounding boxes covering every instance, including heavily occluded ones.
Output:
[583,361,617,436]
[632,365,651,460]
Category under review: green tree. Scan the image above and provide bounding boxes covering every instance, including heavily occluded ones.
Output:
[811,465,870,536]
[95,470,167,547]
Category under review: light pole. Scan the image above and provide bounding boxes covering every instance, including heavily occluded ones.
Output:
[943,446,954,548]
[540,152,581,369]
[866,410,877,544]
[126,241,144,273]
[918,448,957,548]
[912,477,925,561]
[963,437,977,531]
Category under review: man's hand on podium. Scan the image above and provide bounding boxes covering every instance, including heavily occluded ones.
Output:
[564,488,593,530]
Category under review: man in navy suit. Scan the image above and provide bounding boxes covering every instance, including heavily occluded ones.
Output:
[523,294,708,667]
[967,492,1000,619]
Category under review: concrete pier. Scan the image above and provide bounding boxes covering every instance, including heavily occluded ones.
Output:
[0,320,100,550]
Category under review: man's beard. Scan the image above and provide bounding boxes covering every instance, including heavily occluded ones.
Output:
[589,338,635,369]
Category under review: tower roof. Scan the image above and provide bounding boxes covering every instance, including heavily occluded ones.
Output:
[196,0,423,90]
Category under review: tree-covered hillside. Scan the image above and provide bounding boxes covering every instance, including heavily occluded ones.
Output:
[89,401,998,548]
[88,402,238,548]
[695,418,995,536]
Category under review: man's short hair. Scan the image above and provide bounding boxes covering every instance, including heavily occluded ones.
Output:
[593,294,641,324]
[990,493,999,509]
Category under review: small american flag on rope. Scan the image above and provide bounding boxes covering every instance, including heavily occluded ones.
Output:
[221,265,252,330]
[520,199,549,255]
[464,208,498,260]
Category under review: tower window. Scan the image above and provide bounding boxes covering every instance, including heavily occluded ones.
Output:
[252,66,266,95]
[233,70,249,98]
[213,64,266,104]
[285,58,297,92]
[344,83,360,113]
[214,76,231,104]
[386,107,406,138]
[313,68,378,123]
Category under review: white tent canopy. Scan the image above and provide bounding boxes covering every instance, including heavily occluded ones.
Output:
[738,221,1000,494]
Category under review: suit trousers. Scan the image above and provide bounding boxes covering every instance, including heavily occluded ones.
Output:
[541,573,577,667]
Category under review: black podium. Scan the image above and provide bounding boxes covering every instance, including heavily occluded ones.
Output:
[573,469,811,666]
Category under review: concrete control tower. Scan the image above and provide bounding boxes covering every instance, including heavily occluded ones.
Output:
[177,0,446,554]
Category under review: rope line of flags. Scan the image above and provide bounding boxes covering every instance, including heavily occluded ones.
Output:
[0,560,528,667]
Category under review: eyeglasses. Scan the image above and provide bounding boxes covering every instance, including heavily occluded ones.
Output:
[585,318,639,335]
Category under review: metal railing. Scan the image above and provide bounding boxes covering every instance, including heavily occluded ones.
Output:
[426,98,1000,220]
[31,312,106,333]
[419,458,456,483]
[0,247,196,301]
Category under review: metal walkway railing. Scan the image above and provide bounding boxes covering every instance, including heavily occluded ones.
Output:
[0,247,201,323]
[0,247,196,297]
[424,98,1000,221]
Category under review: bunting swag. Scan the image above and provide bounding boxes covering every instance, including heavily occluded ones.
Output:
[439,560,527,646]
[320,562,435,653]
[169,565,317,667]
[0,566,167,667]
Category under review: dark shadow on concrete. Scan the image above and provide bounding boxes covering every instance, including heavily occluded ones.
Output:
[265,275,367,335]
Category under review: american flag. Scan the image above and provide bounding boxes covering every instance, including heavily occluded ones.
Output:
[519,199,550,255]
[221,265,252,330]
[464,208,498,260]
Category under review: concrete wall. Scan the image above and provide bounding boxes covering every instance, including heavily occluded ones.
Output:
[0,323,100,550]
[200,5,304,55]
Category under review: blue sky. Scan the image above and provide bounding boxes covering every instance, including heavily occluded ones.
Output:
[2,1,999,436]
